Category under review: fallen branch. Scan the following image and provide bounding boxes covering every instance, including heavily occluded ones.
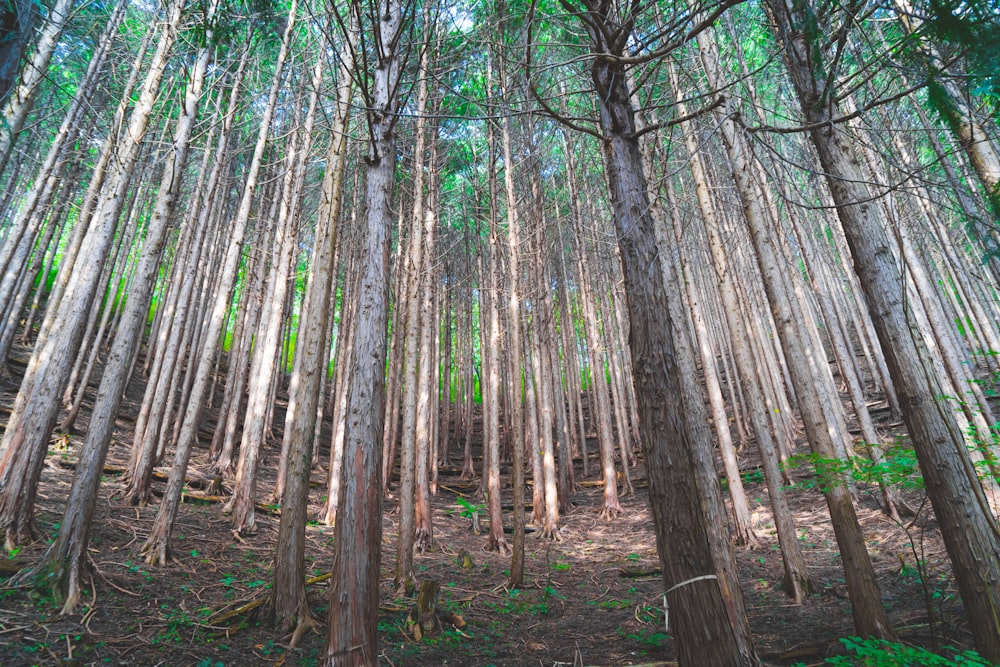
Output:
[56,459,225,493]
[618,566,661,578]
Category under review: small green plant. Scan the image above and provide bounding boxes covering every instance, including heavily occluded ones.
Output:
[153,607,194,645]
[619,627,669,649]
[451,497,485,518]
[634,604,662,624]
[853,445,924,490]
[597,598,632,610]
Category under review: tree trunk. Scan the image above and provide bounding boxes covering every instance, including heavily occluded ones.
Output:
[0,0,38,105]
[692,20,893,637]
[11,1,218,608]
[576,6,759,663]
[325,0,404,660]
[227,113,303,535]
[270,19,354,635]
[482,52,508,555]
[0,0,73,181]
[395,25,433,585]
[0,0,184,549]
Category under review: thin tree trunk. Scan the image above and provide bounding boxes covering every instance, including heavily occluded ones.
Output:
[394,25,433,585]
[269,20,354,637]
[0,0,73,181]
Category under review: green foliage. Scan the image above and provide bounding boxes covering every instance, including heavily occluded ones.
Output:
[915,0,1000,100]
[153,606,195,645]
[480,587,555,617]
[450,497,484,519]
[852,445,924,490]
[783,443,927,493]
[618,626,669,649]
[593,598,631,610]
[793,637,992,666]
[783,452,854,492]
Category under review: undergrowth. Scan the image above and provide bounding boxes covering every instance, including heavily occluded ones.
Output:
[794,637,992,667]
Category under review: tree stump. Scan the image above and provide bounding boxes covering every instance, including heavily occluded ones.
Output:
[413,580,441,640]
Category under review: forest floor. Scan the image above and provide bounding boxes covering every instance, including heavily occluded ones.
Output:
[0,348,982,666]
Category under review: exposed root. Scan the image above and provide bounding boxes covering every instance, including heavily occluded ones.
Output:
[734,528,763,551]
[88,554,141,598]
[2,522,37,553]
[0,557,25,577]
[140,537,169,567]
[206,596,268,626]
[414,527,432,553]
[288,609,317,648]
[542,525,563,541]
[486,534,511,556]
[599,503,624,521]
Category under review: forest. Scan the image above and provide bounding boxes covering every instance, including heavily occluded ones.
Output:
[0,0,998,664]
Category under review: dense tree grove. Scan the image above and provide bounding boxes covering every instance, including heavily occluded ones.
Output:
[0,0,998,663]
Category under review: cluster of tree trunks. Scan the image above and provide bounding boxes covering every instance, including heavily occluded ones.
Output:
[0,0,997,664]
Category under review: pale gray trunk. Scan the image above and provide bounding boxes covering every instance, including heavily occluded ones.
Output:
[0,0,74,180]
[12,5,217,609]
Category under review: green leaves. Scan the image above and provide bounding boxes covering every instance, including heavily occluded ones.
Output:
[915,0,1000,101]
[793,636,993,666]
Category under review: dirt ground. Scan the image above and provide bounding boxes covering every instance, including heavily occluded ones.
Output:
[0,351,981,666]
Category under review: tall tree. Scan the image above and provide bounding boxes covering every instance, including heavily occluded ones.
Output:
[270,16,356,637]
[325,0,409,660]
[10,0,221,610]
[0,0,73,182]
[531,0,760,662]
[140,0,299,564]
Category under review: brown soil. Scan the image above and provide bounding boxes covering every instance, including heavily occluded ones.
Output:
[0,350,978,666]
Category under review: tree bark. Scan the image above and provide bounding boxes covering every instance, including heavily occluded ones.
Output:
[325,0,405,660]
[568,3,759,662]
